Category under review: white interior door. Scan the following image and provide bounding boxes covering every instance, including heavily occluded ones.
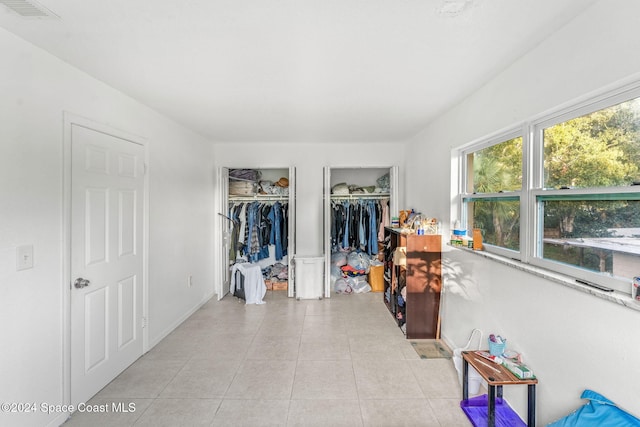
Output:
[218,167,231,300]
[287,166,296,298]
[323,166,332,298]
[390,165,399,219]
[70,124,145,405]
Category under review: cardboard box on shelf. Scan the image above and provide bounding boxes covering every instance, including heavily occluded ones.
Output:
[502,359,534,379]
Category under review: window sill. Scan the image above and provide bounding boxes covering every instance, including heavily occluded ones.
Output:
[447,244,640,312]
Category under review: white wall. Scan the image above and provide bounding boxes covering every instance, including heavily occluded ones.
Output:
[147,132,216,345]
[0,28,215,427]
[212,142,405,258]
[406,0,640,423]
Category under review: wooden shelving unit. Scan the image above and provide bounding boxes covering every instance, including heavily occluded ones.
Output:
[383,227,442,339]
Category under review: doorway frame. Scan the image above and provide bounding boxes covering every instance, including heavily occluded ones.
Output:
[323,165,399,298]
[215,166,296,299]
[61,112,150,410]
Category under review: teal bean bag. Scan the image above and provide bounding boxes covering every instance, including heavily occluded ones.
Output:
[548,389,640,426]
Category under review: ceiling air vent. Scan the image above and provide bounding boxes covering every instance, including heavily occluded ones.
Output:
[0,0,59,18]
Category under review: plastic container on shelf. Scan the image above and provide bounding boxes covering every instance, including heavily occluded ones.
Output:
[450,220,467,246]
[488,339,506,357]
[452,220,466,236]
[472,229,483,250]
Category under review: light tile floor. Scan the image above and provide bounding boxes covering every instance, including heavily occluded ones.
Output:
[64,291,471,426]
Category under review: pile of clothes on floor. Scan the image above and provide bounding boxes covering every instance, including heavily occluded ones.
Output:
[330,249,381,294]
[262,262,288,283]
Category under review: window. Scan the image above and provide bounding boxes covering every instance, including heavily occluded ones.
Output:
[538,196,640,281]
[541,98,640,190]
[459,84,640,294]
[462,135,523,255]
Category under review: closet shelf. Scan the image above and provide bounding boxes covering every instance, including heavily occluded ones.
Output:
[330,193,390,200]
[229,195,289,201]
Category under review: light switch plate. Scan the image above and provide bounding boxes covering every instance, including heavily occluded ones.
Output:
[17,245,34,271]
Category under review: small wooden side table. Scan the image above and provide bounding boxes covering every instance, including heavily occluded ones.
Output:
[461,351,538,427]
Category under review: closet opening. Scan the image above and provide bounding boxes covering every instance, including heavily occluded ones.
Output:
[218,167,296,302]
[323,166,398,298]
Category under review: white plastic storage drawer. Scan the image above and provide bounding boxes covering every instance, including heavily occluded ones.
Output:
[294,256,325,300]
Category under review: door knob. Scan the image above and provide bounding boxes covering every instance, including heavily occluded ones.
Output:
[74,277,90,289]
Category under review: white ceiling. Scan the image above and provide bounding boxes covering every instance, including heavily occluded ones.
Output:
[0,0,597,143]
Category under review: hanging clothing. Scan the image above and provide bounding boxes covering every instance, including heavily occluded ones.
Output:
[331,198,385,255]
[238,203,247,246]
[246,202,261,262]
[367,200,378,255]
[331,203,344,248]
[228,203,243,262]
[229,199,289,263]
[358,202,367,251]
[378,198,389,241]
[281,203,288,257]
[258,204,271,260]
[342,201,351,249]
[268,201,284,261]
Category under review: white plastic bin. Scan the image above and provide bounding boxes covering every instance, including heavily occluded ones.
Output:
[452,329,484,395]
[294,256,325,299]
[453,348,483,395]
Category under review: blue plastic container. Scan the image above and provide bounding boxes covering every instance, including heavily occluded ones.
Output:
[488,340,506,357]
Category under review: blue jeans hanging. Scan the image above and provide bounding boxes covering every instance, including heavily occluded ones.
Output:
[269,201,284,261]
